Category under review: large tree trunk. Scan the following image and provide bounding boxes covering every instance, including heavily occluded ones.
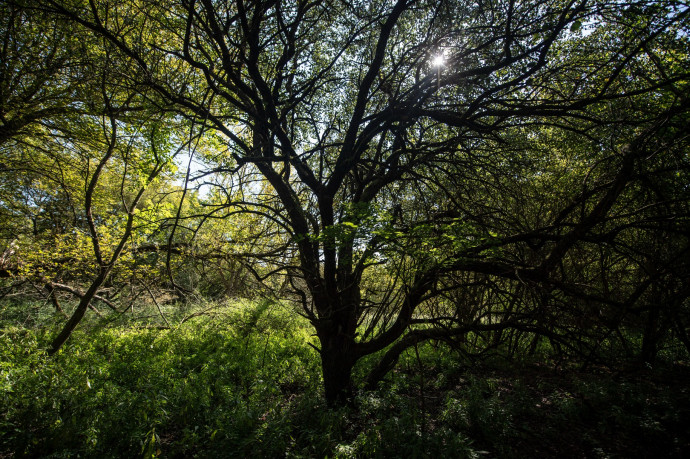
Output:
[318,324,357,407]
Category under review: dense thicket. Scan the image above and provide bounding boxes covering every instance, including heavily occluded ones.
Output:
[1,0,689,406]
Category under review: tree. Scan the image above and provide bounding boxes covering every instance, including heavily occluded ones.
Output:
[0,2,197,349]
[26,0,690,405]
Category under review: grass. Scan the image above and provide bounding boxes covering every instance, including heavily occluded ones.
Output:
[1,299,689,457]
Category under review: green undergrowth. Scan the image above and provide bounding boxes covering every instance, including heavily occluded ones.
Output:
[1,300,689,458]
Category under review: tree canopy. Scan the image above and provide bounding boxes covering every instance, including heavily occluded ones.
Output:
[1,0,689,405]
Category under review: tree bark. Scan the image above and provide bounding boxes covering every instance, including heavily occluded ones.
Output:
[640,305,661,365]
[48,273,106,355]
[318,324,357,407]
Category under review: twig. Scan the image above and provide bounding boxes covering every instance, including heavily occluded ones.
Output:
[140,279,170,327]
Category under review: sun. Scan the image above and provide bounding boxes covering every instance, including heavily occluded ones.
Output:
[431,54,445,67]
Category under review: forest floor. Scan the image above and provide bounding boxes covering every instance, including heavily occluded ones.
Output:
[1,299,689,458]
[395,361,690,458]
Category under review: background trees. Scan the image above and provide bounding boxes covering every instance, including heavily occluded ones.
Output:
[1,0,688,406]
